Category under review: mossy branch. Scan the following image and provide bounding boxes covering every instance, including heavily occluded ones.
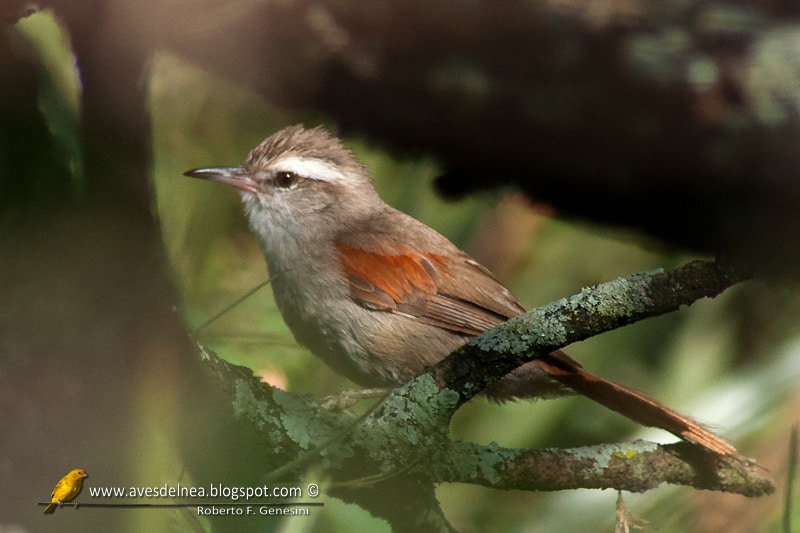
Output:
[195,258,770,531]
[443,440,772,496]
[198,345,773,497]
[430,259,752,404]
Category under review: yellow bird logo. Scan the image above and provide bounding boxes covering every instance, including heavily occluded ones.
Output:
[44,469,88,513]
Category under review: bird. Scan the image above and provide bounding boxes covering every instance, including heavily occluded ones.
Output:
[185,124,737,457]
[44,469,88,513]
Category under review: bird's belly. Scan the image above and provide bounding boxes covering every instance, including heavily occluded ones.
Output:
[271,278,466,387]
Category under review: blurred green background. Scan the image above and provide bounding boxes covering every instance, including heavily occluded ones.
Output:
[8,9,800,532]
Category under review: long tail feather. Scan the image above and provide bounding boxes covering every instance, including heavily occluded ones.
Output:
[538,352,738,457]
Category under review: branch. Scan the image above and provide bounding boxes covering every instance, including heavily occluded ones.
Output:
[194,257,769,529]
[199,348,773,497]
[430,259,751,404]
[441,440,773,496]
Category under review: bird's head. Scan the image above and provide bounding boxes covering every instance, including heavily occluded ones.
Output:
[185,125,384,256]
[69,469,88,480]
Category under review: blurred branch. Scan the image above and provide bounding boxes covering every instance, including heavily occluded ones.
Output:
[162,0,800,277]
[28,0,800,274]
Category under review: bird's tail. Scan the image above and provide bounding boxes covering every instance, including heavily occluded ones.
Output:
[538,350,739,457]
[43,503,57,514]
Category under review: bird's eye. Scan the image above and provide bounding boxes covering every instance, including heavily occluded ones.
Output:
[274,171,298,188]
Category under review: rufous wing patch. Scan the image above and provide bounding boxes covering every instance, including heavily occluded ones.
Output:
[335,243,448,304]
[335,242,510,336]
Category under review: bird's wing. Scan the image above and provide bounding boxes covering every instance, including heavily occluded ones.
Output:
[335,236,523,336]
[50,478,67,500]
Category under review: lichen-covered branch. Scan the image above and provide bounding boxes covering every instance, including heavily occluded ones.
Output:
[194,257,769,532]
[441,440,773,497]
[430,259,751,403]
[198,346,773,497]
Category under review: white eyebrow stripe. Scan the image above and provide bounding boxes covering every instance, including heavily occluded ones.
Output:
[271,155,347,184]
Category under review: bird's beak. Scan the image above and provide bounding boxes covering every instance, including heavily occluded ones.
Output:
[184,167,260,194]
